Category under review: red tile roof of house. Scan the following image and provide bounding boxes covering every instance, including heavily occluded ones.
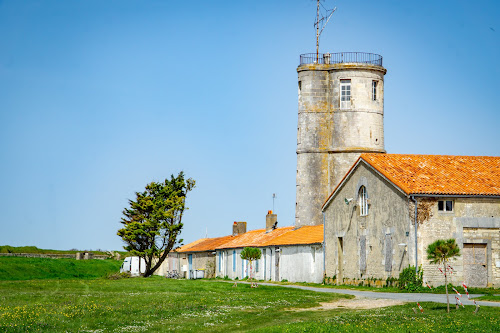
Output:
[360,154,500,196]
[177,235,236,253]
[216,227,294,249]
[176,224,324,253]
[264,225,323,246]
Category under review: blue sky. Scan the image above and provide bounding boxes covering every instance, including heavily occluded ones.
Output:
[1,0,499,251]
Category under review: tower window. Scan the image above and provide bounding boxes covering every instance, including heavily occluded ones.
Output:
[359,186,368,216]
[438,200,453,212]
[340,79,351,109]
[372,81,378,101]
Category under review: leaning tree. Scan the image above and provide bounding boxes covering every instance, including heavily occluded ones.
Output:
[426,238,461,313]
[117,172,195,277]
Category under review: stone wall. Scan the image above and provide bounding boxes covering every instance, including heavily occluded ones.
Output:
[296,63,386,227]
[418,199,500,288]
[323,162,411,282]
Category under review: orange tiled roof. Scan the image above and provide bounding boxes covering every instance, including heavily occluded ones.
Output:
[216,227,294,249]
[177,235,236,253]
[174,238,207,252]
[361,153,500,196]
[264,225,323,246]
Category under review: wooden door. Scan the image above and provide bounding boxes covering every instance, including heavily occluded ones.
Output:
[463,243,487,288]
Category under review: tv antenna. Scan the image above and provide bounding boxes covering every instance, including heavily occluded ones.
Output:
[314,0,336,61]
[272,193,277,213]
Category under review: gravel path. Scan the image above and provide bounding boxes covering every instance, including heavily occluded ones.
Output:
[251,282,500,308]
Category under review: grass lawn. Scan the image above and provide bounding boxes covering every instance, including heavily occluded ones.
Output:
[1,277,499,332]
[474,295,500,302]
[0,257,122,280]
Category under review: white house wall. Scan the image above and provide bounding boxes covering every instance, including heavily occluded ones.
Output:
[280,245,324,283]
[216,245,324,283]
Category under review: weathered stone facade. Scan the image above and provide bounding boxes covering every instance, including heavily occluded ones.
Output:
[296,62,387,227]
[323,158,500,288]
[418,200,500,288]
[323,162,410,281]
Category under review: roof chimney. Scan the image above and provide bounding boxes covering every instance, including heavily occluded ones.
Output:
[266,210,277,232]
[232,221,247,236]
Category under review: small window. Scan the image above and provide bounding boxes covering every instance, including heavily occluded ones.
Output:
[438,200,453,212]
[359,186,368,216]
[372,81,378,101]
[256,258,259,273]
[340,79,351,109]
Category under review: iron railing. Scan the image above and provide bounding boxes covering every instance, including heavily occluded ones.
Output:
[300,52,383,66]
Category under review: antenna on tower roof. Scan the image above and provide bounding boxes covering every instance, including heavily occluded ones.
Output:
[314,0,336,62]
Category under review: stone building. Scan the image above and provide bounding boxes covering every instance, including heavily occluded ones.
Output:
[322,153,500,288]
[296,52,387,227]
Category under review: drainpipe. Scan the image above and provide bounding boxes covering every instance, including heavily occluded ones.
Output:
[322,212,326,278]
[410,195,418,276]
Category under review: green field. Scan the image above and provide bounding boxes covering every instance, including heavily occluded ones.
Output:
[1,276,499,332]
[0,257,122,280]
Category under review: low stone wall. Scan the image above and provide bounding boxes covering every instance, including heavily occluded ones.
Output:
[0,253,109,260]
[323,276,399,288]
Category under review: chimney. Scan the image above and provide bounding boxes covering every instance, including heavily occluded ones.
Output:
[266,210,277,232]
[232,221,247,236]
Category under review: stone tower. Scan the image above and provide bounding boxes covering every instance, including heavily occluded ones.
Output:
[295,52,387,227]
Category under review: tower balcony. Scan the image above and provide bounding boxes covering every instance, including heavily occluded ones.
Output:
[300,52,383,66]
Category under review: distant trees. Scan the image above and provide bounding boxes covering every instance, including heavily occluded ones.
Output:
[426,239,461,313]
[117,172,195,277]
[240,247,261,287]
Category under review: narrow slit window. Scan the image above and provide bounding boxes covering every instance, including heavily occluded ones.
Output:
[372,81,378,101]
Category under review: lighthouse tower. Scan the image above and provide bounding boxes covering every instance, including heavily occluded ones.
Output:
[295,52,387,227]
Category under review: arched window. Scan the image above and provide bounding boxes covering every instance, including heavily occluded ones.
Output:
[359,186,368,216]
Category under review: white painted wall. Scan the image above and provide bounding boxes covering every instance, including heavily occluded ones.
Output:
[279,245,324,283]
[216,245,324,283]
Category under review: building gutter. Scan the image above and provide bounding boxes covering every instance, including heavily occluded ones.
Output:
[323,212,326,279]
[410,195,418,276]
[407,193,500,199]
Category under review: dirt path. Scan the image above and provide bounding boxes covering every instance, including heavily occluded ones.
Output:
[290,297,405,311]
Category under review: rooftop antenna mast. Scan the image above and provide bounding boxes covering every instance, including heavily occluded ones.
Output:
[272,193,277,213]
[314,0,336,62]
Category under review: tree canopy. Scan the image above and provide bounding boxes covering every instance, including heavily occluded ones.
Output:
[240,247,261,285]
[426,238,461,312]
[117,172,195,277]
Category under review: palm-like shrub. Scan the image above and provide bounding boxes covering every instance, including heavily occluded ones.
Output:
[240,247,261,283]
[426,239,461,313]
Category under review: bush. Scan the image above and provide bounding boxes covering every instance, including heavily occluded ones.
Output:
[399,265,423,291]
[107,272,131,280]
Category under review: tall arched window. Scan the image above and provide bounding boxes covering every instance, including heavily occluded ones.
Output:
[359,186,368,216]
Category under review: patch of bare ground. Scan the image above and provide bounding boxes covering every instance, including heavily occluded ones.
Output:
[290,297,406,311]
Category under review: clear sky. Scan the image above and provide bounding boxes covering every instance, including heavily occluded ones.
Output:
[1,0,499,251]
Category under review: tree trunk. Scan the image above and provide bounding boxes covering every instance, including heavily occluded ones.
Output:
[444,261,449,313]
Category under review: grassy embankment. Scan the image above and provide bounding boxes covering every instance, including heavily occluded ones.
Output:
[0,257,122,280]
[1,275,499,332]
[0,245,127,256]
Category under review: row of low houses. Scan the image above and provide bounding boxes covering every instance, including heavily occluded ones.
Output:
[157,154,500,288]
[156,214,324,283]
